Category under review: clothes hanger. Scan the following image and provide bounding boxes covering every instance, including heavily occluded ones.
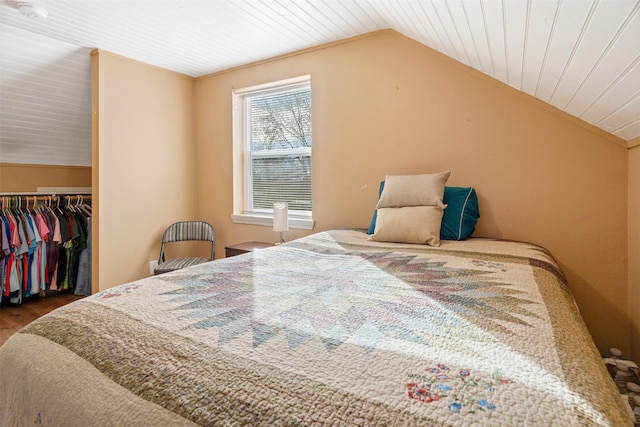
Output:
[55,195,63,214]
[33,196,41,214]
[2,197,12,216]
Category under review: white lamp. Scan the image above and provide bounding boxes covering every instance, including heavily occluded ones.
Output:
[273,202,289,244]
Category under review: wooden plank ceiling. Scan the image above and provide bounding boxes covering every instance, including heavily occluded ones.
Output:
[0,0,638,166]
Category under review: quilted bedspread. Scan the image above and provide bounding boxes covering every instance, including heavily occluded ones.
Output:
[0,229,630,426]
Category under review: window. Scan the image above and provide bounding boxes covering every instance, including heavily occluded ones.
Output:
[231,76,314,230]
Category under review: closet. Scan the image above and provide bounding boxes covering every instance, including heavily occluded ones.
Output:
[0,193,92,305]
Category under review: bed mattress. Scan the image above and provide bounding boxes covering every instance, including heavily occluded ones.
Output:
[0,229,630,426]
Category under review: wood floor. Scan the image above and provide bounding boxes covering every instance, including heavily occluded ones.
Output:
[0,293,84,346]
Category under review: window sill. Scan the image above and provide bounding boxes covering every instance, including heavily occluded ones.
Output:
[230,213,315,230]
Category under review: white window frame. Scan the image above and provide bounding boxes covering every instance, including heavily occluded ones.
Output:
[231,75,314,230]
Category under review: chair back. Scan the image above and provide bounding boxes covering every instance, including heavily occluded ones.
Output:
[156,221,216,271]
[162,221,215,244]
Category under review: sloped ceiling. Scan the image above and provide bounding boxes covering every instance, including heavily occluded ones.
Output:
[0,24,92,166]
[0,0,639,167]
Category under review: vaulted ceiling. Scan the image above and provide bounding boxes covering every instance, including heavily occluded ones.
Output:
[1,0,639,166]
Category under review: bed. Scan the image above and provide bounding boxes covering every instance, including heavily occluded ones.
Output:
[0,229,630,426]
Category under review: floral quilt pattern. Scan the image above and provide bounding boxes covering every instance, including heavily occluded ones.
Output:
[407,363,513,414]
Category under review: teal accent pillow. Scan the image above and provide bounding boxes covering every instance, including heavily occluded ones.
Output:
[441,187,479,240]
[367,183,479,240]
[367,181,386,234]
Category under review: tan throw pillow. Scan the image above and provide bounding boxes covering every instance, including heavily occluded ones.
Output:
[376,171,451,209]
[370,206,444,246]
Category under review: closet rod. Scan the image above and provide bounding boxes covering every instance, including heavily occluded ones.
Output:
[0,194,92,207]
[0,192,92,196]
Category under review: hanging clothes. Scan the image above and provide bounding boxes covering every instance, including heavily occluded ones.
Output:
[75,215,92,296]
[0,195,92,304]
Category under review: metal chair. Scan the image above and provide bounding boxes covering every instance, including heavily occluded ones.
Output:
[154,221,215,275]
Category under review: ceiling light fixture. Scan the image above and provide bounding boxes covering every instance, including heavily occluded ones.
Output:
[17,1,48,20]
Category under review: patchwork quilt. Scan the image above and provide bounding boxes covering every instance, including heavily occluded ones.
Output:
[0,230,630,426]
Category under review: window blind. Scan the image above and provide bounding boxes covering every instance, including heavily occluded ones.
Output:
[246,85,312,213]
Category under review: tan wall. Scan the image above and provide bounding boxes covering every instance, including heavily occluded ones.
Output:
[195,30,629,355]
[93,50,197,291]
[629,139,640,362]
[0,163,91,192]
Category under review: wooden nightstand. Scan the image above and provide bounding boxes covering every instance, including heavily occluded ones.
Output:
[225,242,274,258]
